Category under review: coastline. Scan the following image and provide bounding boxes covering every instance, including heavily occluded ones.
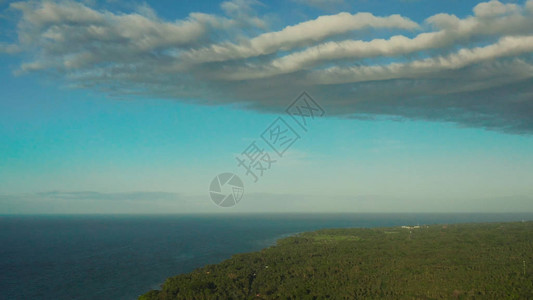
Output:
[140,220,533,299]
[3,214,532,300]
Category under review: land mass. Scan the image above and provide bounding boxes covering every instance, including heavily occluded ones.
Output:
[140,221,533,299]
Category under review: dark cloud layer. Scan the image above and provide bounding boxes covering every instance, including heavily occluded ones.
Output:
[3,0,533,134]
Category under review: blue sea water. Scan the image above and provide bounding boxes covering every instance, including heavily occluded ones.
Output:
[1,213,532,300]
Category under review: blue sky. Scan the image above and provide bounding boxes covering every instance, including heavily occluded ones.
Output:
[1,0,532,213]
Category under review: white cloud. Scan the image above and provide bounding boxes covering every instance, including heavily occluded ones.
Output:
[181,12,419,64]
[473,0,520,17]
[308,35,533,85]
[185,4,533,80]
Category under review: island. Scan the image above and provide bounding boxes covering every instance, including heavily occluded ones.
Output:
[140,221,533,299]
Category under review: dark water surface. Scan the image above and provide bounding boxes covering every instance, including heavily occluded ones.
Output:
[1,213,532,300]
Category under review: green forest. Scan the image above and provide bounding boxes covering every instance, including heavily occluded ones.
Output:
[140,221,533,299]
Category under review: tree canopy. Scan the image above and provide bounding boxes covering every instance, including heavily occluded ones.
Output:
[140,221,533,299]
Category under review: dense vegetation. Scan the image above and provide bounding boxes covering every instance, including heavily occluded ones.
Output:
[140,222,533,299]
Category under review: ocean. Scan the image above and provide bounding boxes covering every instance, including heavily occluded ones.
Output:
[1,213,532,300]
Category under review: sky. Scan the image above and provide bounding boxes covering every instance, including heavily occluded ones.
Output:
[0,0,532,214]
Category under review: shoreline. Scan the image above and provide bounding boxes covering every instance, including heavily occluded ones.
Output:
[140,220,533,299]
